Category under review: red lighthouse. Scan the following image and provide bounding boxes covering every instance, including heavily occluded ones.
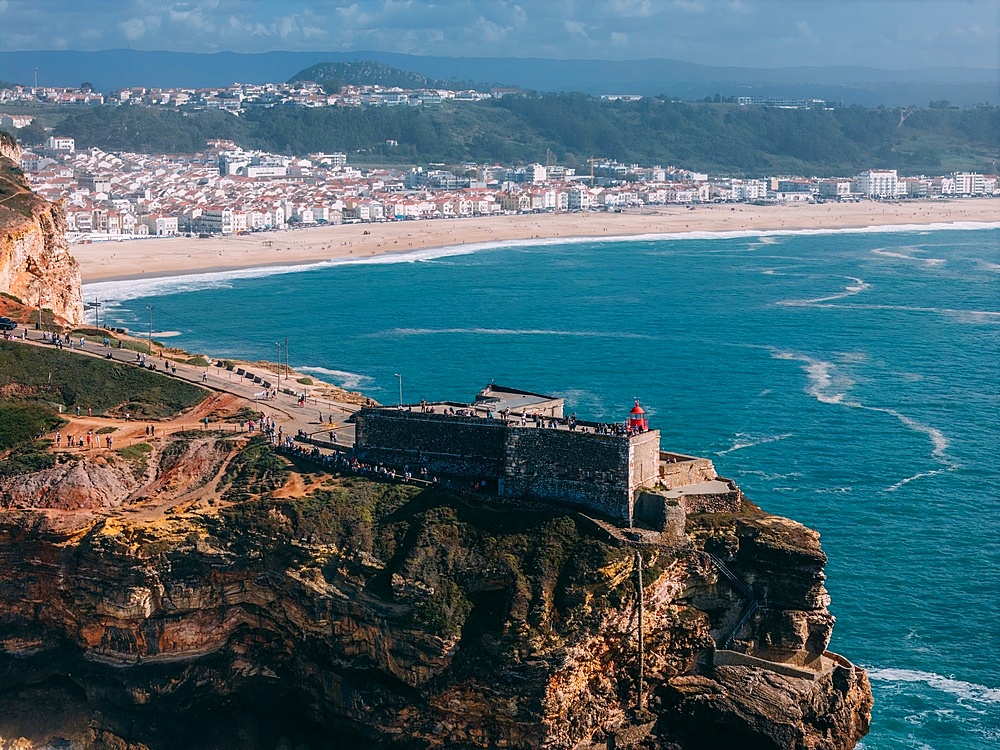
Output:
[627,400,648,432]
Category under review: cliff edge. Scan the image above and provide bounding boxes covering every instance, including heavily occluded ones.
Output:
[0,132,83,325]
[0,412,872,748]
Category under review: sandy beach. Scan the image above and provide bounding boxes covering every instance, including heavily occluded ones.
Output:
[76,199,1000,284]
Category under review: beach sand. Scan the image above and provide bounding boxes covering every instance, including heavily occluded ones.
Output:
[76,199,1000,284]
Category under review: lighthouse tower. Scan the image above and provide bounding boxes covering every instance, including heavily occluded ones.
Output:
[627,400,648,432]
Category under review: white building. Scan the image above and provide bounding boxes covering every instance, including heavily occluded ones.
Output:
[857,169,899,198]
[141,215,179,236]
[46,136,75,153]
[951,172,986,196]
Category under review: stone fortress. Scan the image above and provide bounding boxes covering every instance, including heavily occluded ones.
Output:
[353,384,743,529]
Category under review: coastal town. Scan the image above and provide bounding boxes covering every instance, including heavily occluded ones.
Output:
[8,132,997,243]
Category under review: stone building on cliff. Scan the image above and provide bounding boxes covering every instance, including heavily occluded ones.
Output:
[353,384,736,527]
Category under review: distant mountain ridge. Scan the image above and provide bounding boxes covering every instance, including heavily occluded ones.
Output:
[0,49,995,107]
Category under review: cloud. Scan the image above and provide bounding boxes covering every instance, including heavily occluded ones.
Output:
[0,0,994,70]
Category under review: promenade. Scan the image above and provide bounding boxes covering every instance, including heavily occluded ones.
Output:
[2,328,360,450]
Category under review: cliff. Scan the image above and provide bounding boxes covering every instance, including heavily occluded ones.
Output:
[0,426,872,749]
[0,133,83,325]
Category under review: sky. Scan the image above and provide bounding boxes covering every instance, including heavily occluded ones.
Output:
[0,0,996,70]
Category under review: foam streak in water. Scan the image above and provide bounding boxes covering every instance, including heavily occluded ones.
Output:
[716,432,794,455]
[770,349,952,471]
[868,668,1000,704]
[381,327,649,339]
[296,366,372,390]
[779,276,870,306]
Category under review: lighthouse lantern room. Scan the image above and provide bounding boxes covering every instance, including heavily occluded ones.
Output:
[627,400,648,432]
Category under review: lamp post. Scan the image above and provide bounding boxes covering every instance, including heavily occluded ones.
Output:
[146,304,153,353]
[394,373,402,406]
[275,341,282,380]
[35,282,42,330]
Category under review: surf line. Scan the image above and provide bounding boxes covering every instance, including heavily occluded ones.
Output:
[777,275,870,306]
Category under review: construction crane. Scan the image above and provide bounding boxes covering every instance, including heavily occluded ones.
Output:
[587,157,603,184]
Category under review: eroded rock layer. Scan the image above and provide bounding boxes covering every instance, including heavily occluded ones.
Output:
[0,133,83,325]
[0,430,871,750]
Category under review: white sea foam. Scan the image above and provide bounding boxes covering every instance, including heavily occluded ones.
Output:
[778,275,870,306]
[867,668,1000,704]
[770,348,952,466]
[807,302,1000,323]
[716,432,793,455]
[885,468,948,493]
[381,327,650,339]
[296,366,372,390]
[871,246,946,266]
[148,330,181,338]
[82,221,1000,303]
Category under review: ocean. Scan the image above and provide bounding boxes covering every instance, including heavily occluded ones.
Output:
[88,223,1000,749]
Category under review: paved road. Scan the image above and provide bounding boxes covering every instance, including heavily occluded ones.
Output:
[3,327,359,448]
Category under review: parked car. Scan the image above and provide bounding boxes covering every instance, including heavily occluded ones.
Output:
[0,317,18,331]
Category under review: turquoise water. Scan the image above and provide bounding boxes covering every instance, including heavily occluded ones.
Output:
[90,224,1000,749]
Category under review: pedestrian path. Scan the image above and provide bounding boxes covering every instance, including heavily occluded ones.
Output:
[3,328,360,449]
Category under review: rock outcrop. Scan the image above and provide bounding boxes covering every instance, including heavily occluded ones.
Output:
[0,132,83,325]
[0,429,871,750]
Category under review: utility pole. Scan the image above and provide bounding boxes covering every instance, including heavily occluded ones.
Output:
[85,298,102,328]
[284,337,289,379]
[275,341,282,380]
[394,373,402,406]
[35,282,42,330]
[146,304,153,353]
[635,549,645,712]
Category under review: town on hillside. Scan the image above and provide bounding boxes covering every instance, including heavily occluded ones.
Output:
[5,133,995,243]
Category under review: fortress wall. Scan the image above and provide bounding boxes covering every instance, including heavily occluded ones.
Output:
[658,454,717,489]
[629,431,661,491]
[501,428,634,521]
[680,492,742,514]
[354,410,506,478]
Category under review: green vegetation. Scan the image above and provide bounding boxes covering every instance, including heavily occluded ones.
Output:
[118,442,152,476]
[39,97,1000,175]
[205,472,631,640]
[296,377,313,386]
[0,402,65,451]
[288,61,479,91]
[215,436,290,501]
[0,441,57,478]
[0,341,206,417]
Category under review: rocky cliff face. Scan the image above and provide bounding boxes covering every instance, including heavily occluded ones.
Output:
[0,133,83,325]
[0,431,871,750]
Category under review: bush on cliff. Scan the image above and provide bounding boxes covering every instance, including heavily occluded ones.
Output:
[0,402,64,451]
[204,470,633,641]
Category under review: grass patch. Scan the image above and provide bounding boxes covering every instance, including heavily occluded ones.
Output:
[0,341,206,418]
[216,436,290,501]
[118,441,152,476]
[0,441,57,478]
[95,426,117,435]
[0,401,65,451]
[296,377,314,386]
[184,355,211,367]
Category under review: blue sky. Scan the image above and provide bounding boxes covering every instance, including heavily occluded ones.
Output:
[0,0,996,69]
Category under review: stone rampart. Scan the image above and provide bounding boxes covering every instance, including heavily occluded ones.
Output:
[659,453,717,489]
[354,409,506,478]
[502,428,645,522]
[354,408,664,522]
[680,492,741,514]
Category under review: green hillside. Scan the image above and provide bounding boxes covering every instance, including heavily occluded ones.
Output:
[288,60,479,91]
[25,96,1000,176]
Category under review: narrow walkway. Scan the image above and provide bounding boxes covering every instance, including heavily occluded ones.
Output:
[2,329,360,448]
